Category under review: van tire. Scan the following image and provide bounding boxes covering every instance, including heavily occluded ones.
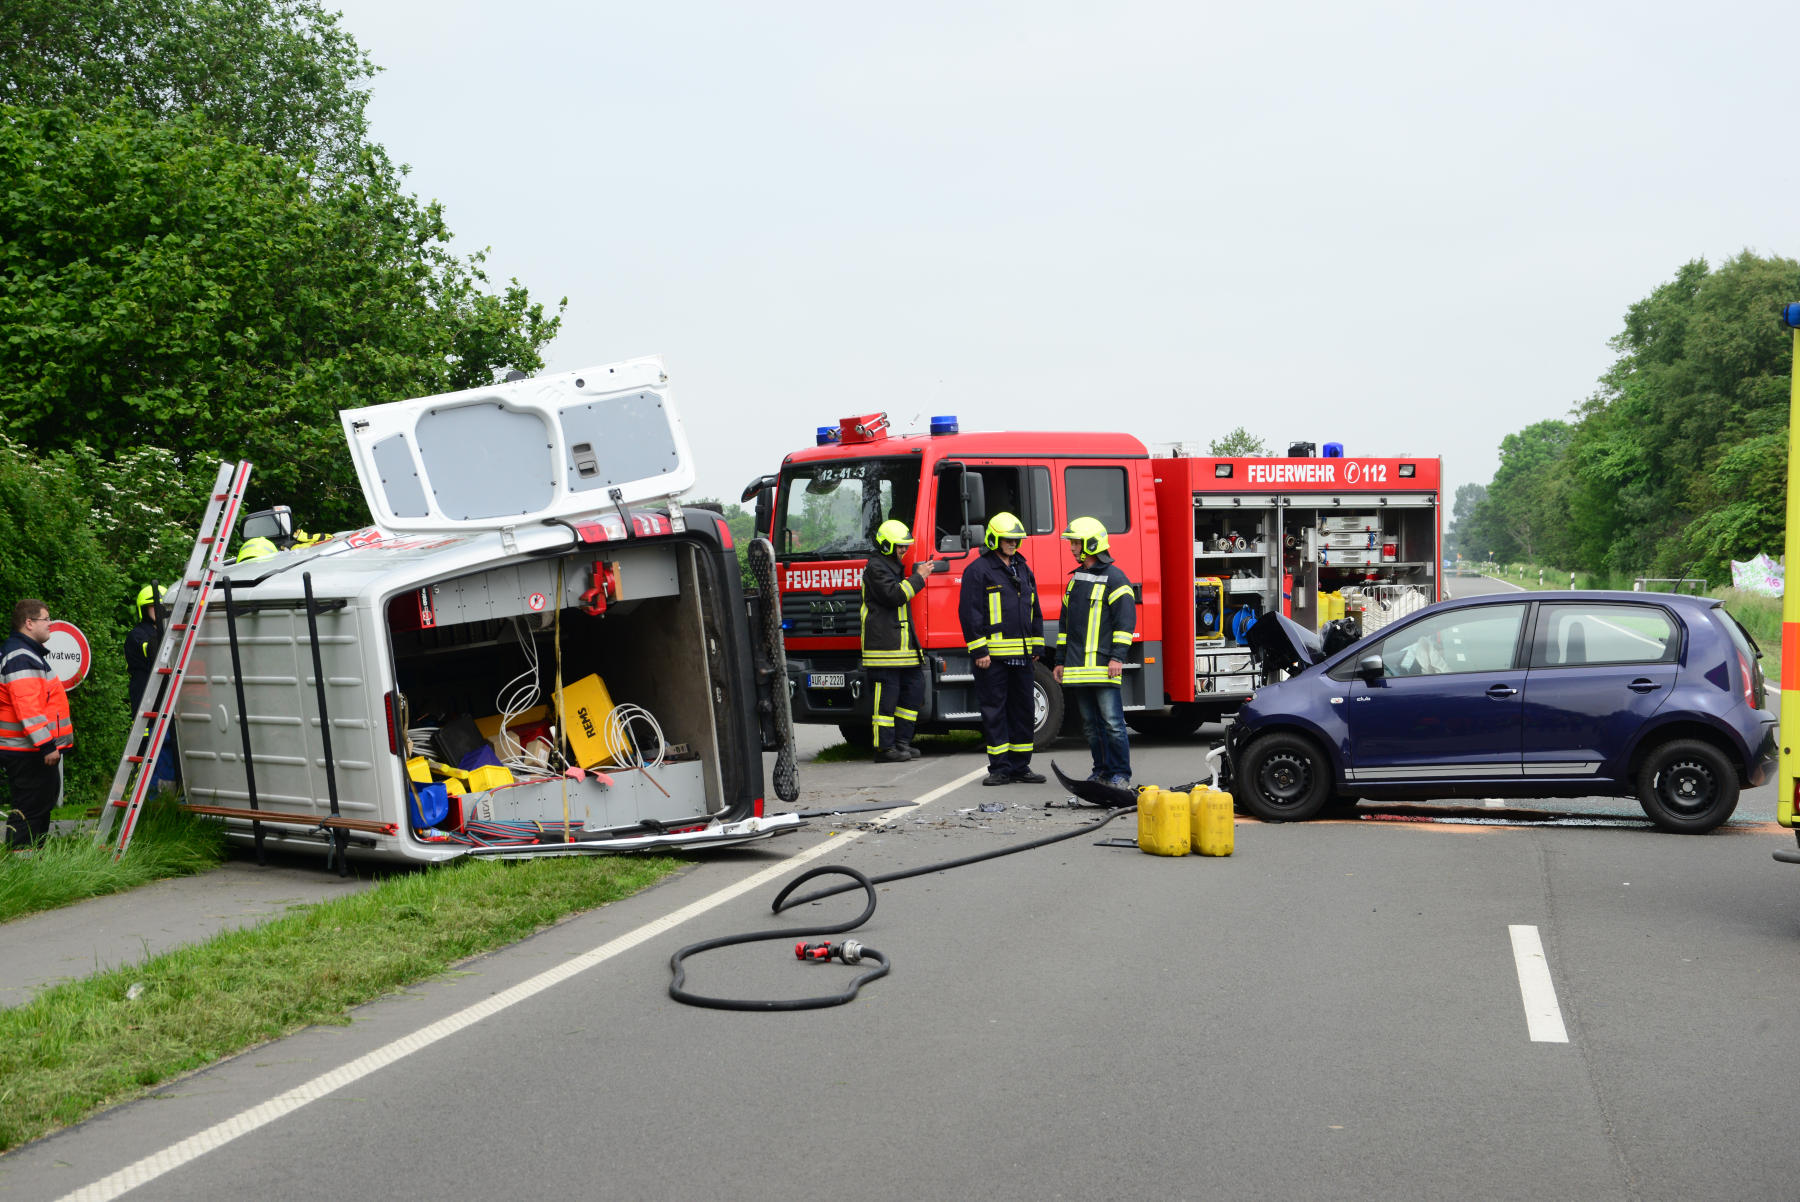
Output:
[838,722,873,749]
[1032,662,1065,750]
[1236,731,1331,822]
[1636,738,1739,834]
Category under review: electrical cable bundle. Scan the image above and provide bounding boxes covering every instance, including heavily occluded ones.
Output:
[603,703,666,770]
[491,617,571,778]
[448,819,557,848]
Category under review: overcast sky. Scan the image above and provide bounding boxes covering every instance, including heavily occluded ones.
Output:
[327,0,1793,510]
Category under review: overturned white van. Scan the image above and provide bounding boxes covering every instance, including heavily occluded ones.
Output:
[173,356,800,863]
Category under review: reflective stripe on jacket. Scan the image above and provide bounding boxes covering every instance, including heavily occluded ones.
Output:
[1057,556,1137,685]
[0,633,72,753]
[958,549,1043,659]
[861,553,928,668]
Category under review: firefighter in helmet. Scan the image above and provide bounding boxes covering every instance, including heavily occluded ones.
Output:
[1055,516,1136,788]
[125,584,165,714]
[860,519,942,763]
[957,512,1045,785]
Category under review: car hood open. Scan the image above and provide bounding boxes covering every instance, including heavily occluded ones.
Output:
[1246,612,1324,675]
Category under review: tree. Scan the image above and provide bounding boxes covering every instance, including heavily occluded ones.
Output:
[1578,252,1800,578]
[1482,420,1574,562]
[0,103,564,532]
[1465,252,1800,581]
[1,0,380,179]
[1446,482,1487,557]
[1208,427,1271,456]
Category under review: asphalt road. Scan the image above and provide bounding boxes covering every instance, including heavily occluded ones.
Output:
[7,578,1798,1201]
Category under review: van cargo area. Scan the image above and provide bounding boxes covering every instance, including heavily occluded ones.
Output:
[384,542,736,842]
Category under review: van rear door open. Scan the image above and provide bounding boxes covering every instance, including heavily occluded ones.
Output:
[339,356,695,535]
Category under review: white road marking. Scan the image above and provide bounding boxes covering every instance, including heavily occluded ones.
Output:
[58,766,991,1202]
[1508,924,1569,1043]
[1483,799,1506,808]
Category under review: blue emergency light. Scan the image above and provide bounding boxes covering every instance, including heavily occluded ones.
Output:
[931,415,960,436]
[1322,442,1344,457]
[1783,304,1800,330]
[816,426,840,446]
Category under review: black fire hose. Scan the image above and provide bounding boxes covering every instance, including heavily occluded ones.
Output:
[668,865,890,1011]
[668,805,1136,1010]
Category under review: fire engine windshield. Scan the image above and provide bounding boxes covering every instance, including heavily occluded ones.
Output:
[775,458,921,560]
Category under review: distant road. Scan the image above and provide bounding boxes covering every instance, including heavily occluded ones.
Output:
[1443,570,1524,599]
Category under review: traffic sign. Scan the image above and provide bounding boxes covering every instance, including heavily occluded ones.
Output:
[44,619,91,689]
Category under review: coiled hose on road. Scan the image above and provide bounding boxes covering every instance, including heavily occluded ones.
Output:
[668,803,1137,1011]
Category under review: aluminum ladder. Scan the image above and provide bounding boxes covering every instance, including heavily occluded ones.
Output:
[95,460,252,857]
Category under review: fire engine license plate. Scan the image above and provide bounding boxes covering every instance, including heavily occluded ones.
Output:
[808,673,847,689]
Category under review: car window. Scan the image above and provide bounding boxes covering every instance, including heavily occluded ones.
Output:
[1529,603,1677,668]
[1374,605,1525,677]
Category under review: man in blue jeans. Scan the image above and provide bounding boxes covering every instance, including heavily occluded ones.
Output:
[1054,517,1135,788]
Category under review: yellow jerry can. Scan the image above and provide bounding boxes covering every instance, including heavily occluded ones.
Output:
[1189,786,1235,857]
[1137,787,1191,857]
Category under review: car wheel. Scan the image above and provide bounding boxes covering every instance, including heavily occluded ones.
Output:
[837,722,872,749]
[1236,731,1332,822]
[1636,738,1740,834]
[1031,661,1066,750]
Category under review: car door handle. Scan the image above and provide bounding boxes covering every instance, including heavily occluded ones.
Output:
[1628,678,1663,693]
[1485,685,1518,699]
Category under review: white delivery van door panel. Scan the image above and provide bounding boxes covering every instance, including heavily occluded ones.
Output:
[339,355,694,534]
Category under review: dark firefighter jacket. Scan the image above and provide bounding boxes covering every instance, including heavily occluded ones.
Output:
[959,548,1043,660]
[861,553,930,668]
[1057,553,1137,685]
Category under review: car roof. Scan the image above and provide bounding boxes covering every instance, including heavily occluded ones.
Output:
[1298,589,1719,674]
[1434,590,1717,612]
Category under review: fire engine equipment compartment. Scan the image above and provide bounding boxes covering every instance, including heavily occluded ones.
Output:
[173,356,796,863]
[1157,454,1442,710]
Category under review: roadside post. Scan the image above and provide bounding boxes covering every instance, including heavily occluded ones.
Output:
[1779,304,1800,829]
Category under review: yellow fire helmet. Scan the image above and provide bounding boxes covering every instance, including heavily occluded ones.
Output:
[134,583,165,617]
[237,536,278,563]
[1062,515,1109,557]
[875,519,915,556]
[983,511,1027,551]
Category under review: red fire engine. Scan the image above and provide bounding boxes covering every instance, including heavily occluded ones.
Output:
[742,415,1442,745]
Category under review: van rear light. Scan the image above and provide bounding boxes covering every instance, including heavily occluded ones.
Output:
[753,796,764,818]
[1737,651,1758,709]
[384,690,401,753]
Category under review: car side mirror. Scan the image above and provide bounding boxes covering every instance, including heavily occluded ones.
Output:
[1357,654,1385,680]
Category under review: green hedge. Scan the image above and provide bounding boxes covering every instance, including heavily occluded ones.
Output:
[0,436,210,806]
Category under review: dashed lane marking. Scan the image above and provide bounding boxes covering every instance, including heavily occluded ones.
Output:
[1509,924,1569,1043]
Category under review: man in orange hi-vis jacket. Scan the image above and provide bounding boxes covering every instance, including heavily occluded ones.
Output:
[1,599,73,846]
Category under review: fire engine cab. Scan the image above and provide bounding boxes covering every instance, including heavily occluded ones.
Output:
[743,416,1442,746]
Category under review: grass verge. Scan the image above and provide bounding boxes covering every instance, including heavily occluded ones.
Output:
[0,852,680,1151]
[0,799,227,924]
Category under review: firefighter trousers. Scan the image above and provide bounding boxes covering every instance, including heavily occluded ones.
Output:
[975,658,1035,774]
[869,666,925,751]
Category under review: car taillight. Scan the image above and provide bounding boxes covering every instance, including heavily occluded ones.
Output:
[1737,651,1758,709]
[384,690,401,753]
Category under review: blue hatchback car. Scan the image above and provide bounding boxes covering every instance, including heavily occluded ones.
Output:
[1224,592,1776,833]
